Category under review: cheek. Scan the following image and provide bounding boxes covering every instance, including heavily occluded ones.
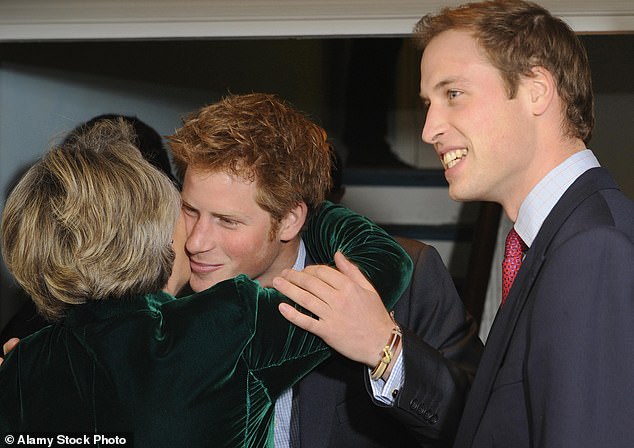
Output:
[221,228,269,261]
[223,237,254,261]
[183,214,197,235]
[171,216,192,289]
[464,106,514,157]
[228,229,279,276]
[176,243,190,273]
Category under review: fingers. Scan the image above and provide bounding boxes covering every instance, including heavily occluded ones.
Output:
[273,270,333,317]
[274,273,326,336]
[278,303,321,335]
[273,256,377,317]
[333,251,375,291]
[299,253,374,293]
[3,337,19,355]
[300,263,347,291]
[1,338,20,363]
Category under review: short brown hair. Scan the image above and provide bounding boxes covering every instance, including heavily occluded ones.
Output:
[1,119,181,321]
[413,0,594,143]
[168,93,333,226]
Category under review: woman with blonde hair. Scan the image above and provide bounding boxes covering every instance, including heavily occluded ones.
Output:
[0,119,412,447]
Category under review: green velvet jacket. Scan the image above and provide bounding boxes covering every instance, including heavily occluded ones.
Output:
[0,202,412,447]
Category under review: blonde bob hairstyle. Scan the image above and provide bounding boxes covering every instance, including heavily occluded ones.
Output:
[1,119,182,321]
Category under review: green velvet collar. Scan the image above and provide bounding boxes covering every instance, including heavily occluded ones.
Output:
[62,291,175,328]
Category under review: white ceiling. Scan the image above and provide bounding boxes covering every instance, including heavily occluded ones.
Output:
[1,0,633,41]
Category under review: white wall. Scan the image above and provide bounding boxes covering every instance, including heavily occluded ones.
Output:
[1,0,632,39]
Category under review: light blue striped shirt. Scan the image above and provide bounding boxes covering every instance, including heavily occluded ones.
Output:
[274,241,307,448]
[274,240,404,447]
[515,149,600,246]
[369,349,405,405]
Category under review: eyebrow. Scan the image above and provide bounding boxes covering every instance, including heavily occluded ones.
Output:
[182,200,245,222]
[181,199,196,210]
[420,76,467,101]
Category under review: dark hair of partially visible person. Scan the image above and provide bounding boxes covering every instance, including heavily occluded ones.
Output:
[63,114,177,185]
[327,149,346,204]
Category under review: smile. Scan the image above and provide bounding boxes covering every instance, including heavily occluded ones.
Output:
[442,149,468,169]
[189,259,222,274]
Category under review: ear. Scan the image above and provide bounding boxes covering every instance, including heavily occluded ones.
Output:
[526,66,556,116]
[279,202,308,242]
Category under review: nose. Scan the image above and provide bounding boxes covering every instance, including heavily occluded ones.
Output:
[421,104,444,145]
[185,216,215,256]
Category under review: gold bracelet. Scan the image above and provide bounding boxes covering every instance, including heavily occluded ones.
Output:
[370,317,402,381]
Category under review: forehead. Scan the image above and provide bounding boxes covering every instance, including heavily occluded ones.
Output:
[183,167,248,189]
[420,30,494,92]
[182,168,259,207]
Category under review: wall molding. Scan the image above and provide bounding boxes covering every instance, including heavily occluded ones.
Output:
[1,0,633,41]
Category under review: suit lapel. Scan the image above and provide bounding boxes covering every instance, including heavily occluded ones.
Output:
[454,249,539,447]
[297,358,343,448]
[456,168,615,447]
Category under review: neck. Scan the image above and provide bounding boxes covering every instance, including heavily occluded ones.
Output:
[502,137,586,222]
[256,237,302,288]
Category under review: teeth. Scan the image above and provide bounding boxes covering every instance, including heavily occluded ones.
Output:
[442,149,468,169]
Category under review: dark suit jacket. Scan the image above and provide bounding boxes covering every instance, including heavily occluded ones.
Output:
[297,236,483,448]
[454,167,634,448]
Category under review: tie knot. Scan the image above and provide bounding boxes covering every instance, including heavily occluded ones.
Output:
[504,227,527,259]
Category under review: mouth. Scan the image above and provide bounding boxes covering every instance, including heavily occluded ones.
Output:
[189,259,222,275]
[441,149,468,170]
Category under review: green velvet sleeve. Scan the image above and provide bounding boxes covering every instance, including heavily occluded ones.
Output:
[242,201,413,397]
[302,200,413,310]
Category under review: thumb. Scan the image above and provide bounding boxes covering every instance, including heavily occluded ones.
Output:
[3,337,20,357]
[334,251,374,290]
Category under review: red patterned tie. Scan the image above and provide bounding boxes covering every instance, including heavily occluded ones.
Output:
[501,227,527,306]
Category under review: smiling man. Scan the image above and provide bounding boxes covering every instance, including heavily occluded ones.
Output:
[419,25,556,218]
[413,1,634,447]
[272,2,633,447]
[168,92,482,447]
[181,168,303,292]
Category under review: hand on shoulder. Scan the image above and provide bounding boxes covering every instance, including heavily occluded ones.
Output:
[0,337,20,366]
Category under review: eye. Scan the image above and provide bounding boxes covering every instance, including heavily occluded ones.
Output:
[181,204,198,217]
[218,216,240,228]
[447,89,462,101]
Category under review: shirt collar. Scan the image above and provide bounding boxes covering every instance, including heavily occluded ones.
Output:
[515,149,600,247]
[293,239,307,271]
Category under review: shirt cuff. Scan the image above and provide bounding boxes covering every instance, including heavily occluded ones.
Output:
[368,350,405,405]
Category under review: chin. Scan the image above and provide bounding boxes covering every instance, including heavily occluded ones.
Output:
[448,183,475,203]
[191,272,231,292]
[448,189,466,202]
